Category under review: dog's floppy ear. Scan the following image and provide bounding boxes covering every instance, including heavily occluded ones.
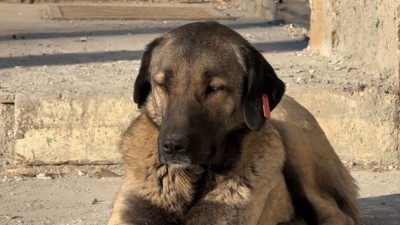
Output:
[241,46,285,131]
[133,38,163,108]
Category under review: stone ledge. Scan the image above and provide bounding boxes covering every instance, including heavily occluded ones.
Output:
[1,87,398,166]
[10,92,139,165]
[288,88,399,164]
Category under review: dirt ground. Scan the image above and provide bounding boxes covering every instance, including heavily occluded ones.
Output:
[0,2,399,225]
[0,171,399,225]
[0,3,393,102]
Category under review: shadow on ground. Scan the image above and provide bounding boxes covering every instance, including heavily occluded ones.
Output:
[0,50,142,69]
[0,40,307,68]
[359,194,400,225]
[0,20,309,68]
[0,21,283,42]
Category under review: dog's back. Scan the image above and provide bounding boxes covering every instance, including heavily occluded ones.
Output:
[272,95,359,225]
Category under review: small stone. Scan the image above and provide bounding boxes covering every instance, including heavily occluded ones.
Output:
[371,167,380,172]
[93,168,120,179]
[333,66,345,71]
[357,83,366,91]
[5,215,22,220]
[36,173,52,180]
[308,70,315,74]
[347,67,355,72]
[80,37,88,42]
[92,198,98,204]
[78,170,87,176]
[329,60,341,65]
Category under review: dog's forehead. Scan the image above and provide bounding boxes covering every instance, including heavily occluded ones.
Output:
[149,23,247,77]
[168,21,244,41]
[150,44,242,80]
[167,22,244,53]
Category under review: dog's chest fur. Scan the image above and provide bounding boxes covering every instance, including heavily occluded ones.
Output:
[121,114,285,218]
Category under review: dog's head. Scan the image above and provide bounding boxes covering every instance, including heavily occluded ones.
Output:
[133,22,285,166]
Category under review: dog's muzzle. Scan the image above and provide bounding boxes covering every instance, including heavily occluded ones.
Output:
[158,134,192,164]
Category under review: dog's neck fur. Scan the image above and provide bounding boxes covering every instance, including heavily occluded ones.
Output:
[209,126,250,173]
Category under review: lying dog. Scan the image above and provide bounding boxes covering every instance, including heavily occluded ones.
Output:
[108,21,359,225]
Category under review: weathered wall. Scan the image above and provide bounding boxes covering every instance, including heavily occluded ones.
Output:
[310,0,398,71]
[397,3,400,162]
[232,0,311,26]
[0,103,15,166]
[308,0,399,164]
[232,0,276,19]
[334,1,397,71]
[11,92,139,165]
[289,89,398,164]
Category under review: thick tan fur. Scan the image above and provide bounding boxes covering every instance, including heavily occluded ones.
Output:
[273,96,359,225]
[108,115,202,224]
[108,21,359,225]
[109,96,359,225]
[109,114,294,225]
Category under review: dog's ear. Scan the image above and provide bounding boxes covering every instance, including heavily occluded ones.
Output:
[241,46,285,131]
[133,38,163,108]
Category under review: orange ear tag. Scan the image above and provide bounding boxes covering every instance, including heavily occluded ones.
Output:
[262,94,271,119]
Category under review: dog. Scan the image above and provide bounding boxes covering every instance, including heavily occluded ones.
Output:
[108,21,359,225]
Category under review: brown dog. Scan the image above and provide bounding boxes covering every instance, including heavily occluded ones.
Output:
[108,21,359,225]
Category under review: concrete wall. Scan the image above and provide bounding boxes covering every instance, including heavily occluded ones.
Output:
[307,0,399,164]
[0,103,14,166]
[232,0,276,19]
[1,92,139,166]
[289,89,398,164]
[310,0,398,71]
[397,3,400,163]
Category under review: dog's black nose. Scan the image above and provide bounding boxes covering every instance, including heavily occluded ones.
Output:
[162,137,190,154]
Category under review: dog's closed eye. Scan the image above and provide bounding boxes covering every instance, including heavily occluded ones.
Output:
[206,77,229,96]
[206,85,225,94]
[155,82,168,90]
[153,72,169,91]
